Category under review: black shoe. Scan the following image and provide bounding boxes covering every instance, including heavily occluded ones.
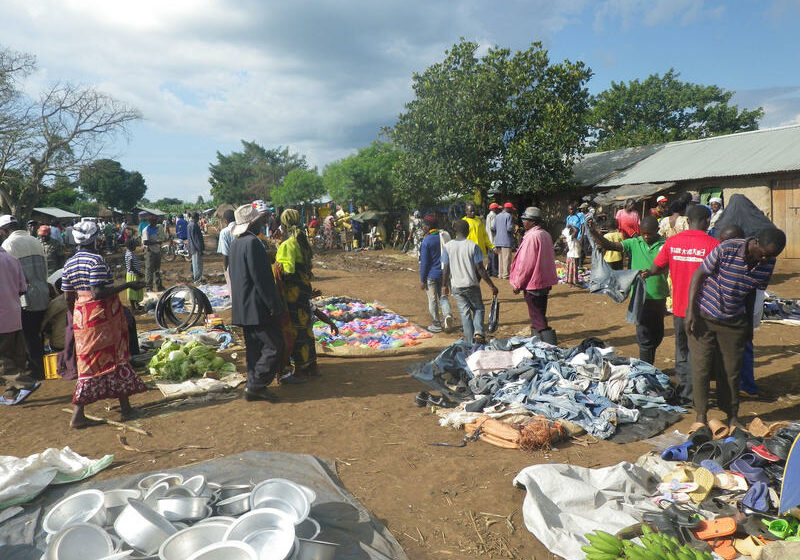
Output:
[414,391,430,407]
[279,373,307,385]
[244,388,279,402]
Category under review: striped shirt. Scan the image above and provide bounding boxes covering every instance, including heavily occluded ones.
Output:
[698,238,775,320]
[61,251,113,292]
[125,249,142,275]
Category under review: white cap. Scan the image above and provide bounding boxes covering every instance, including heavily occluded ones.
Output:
[0,214,17,228]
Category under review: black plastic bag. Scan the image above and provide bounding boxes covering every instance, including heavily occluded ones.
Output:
[488,295,500,333]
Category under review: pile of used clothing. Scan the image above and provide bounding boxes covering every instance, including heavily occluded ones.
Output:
[196,284,232,312]
[314,296,432,350]
[412,336,683,440]
[555,259,591,288]
[642,419,800,560]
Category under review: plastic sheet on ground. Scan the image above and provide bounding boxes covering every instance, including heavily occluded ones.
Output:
[555,259,591,288]
[512,461,657,560]
[154,372,246,398]
[196,283,232,312]
[314,296,438,357]
[0,451,408,560]
[0,447,113,509]
[138,326,236,353]
[762,294,800,326]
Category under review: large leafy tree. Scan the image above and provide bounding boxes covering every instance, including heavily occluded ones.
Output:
[272,168,325,206]
[79,158,147,211]
[0,47,140,218]
[588,69,764,151]
[323,141,400,210]
[208,141,307,205]
[392,40,591,203]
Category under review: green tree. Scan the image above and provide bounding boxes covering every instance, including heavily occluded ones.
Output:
[272,168,325,207]
[0,47,140,218]
[392,39,591,203]
[79,158,147,211]
[588,69,764,151]
[323,141,401,210]
[38,174,85,210]
[208,141,307,205]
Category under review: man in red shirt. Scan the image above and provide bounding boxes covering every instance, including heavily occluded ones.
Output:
[643,205,717,406]
[650,195,668,219]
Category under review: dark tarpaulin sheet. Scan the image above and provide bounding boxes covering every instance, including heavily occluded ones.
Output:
[712,193,777,239]
[0,451,408,560]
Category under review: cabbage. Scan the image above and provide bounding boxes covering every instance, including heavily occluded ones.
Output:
[189,345,210,359]
[220,362,237,373]
[193,358,210,373]
[179,361,195,379]
[211,356,225,370]
[168,350,187,363]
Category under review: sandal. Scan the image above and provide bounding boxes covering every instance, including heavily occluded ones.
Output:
[742,481,770,513]
[709,537,737,560]
[694,517,737,540]
[748,442,782,462]
[718,438,747,467]
[692,441,722,465]
[738,515,779,541]
[688,424,713,446]
[661,441,694,461]
[734,535,769,558]
[688,467,714,504]
[708,418,730,439]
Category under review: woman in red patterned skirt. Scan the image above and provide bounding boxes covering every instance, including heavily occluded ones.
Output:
[61,221,148,428]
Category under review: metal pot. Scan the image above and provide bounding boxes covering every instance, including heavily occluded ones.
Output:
[113,499,177,556]
[158,522,229,560]
[104,489,141,525]
[215,493,251,516]
[249,480,309,524]
[182,475,207,497]
[223,508,295,544]
[43,489,107,534]
[47,522,114,560]
[155,496,210,522]
[137,473,172,492]
[215,484,251,501]
[294,538,339,560]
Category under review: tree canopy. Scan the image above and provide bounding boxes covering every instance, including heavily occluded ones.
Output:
[0,46,140,218]
[79,158,147,211]
[323,141,400,210]
[271,168,325,207]
[208,141,308,205]
[392,39,591,204]
[588,69,764,151]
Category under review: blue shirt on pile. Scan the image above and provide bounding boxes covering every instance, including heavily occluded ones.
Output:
[419,230,443,283]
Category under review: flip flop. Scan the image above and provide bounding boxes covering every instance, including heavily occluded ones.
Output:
[733,535,768,558]
[762,518,790,539]
[688,424,713,446]
[718,438,747,467]
[730,458,770,485]
[661,441,694,461]
[743,481,770,513]
[738,451,767,468]
[714,472,749,492]
[657,481,699,493]
[692,441,722,466]
[689,467,714,504]
[662,466,693,483]
[699,459,724,474]
[694,517,737,540]
[709,537,737,560]
[748,443,781,462]
[708,418,730,439]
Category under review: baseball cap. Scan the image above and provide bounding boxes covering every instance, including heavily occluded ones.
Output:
[656,195,667,203]
[489,202,500,210]
[503,202,515,210]
[0,215,17,228]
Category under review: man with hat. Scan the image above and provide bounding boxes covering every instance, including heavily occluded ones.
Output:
[510,208,559,344]
[485,203,500,277]
[141,214,165,291]
[651,196,669,219]
[419,214,453,333]
[1,215,50,380]
[229,204,285,402]
[492,202,516,279]
[27,220,39,237]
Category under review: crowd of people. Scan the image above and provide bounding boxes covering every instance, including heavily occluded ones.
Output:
[0,189,788,438]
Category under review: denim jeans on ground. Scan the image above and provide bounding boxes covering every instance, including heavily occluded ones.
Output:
[191,252,203,283]
[452,285,485,342]
[426,278,451,327]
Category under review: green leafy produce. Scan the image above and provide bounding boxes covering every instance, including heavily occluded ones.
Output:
[147,340,237,381]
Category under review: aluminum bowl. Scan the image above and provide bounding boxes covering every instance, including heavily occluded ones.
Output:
[186,542,258,560]
[243,531,298,560]
[294,538,339,560]
[297,485,316,506]
[143,482,171,508]
[223,508,295,543]
[182,475,207,496]
[215,493,251,516]
[158,522,229,560]
[246,497,296,521]
[104,489,141,524]
[249,480,309,524]
[137,473,172,492]
[155,496,210,522]
[47,522,114,560]
[295,517,321,541]
[97,552,134,560]
[196,516,235,526]
[113,499,177,556]
[163,485,195,498]
[216,484,251,501]
[43,489,107,534]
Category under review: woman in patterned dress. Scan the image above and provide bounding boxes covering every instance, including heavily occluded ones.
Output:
[61,221,147,428]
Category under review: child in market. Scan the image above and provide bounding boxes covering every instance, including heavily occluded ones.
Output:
[561,224,580,285]
[124,237,144,312]
[602,218,624,270]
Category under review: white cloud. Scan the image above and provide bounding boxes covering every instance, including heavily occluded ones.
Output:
[594,0,725,31]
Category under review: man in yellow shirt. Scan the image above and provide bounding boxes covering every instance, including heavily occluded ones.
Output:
[462,202,493,261]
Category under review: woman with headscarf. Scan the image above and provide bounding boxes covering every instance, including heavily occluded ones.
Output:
[275,208,321,380]
[61,221,147,428]
[707,197,724,235]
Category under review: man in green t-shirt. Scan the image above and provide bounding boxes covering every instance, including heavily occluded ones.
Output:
[590,215,667,365]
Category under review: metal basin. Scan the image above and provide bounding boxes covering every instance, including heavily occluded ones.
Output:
[224,508,295,545]
[143,482,171,508]
[113,499,177,556]
[196,516,235,526]
[249,479,309,523]
[158,522,229,560]
[163,485,195,498]
[294,538,339,560]
[137,473,172,492]
[295,517,321,541]
[104,489,141,524]
[48,522,114,560]
[97,552,134,560]
[43,489,107,534]
[186,542,258,560]
[243,530,297,560]
[216,484,251,501]
[182,475,207,496]
[155,496,210,522]
[297,484,316,506]
[215,493,251,516]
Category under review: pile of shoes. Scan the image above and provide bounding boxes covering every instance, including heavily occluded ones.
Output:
[649,420,800,559]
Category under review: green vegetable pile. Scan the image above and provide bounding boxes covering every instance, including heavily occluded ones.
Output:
[147,340,236,381]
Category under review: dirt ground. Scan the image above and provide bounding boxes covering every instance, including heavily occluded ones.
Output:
[4,244,800,560]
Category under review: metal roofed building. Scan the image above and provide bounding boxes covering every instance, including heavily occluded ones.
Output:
[31,207,81,222]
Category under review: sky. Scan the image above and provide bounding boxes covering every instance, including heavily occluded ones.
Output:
[1,0,798,202]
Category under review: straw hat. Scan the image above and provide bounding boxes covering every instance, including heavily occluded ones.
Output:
[232,204,261,236]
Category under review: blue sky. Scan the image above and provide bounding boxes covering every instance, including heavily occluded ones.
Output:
[1,0,797,202]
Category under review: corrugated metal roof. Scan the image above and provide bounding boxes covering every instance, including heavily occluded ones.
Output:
[572,144,664,187]
[596,124,800,187]
[134,205,167,217]
[32,207,81,219]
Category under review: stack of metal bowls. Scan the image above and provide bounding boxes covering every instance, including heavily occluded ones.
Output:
[40,473,338,560]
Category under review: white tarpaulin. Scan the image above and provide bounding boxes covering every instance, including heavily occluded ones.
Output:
[512,462,657,560]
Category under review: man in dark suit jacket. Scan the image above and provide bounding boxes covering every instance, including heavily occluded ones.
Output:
[229,204,285,402]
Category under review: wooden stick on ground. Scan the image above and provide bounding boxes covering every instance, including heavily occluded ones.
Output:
[61,408,151,436]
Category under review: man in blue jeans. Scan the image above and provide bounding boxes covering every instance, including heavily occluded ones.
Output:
[419,215,453,333]
[442,219,498,344]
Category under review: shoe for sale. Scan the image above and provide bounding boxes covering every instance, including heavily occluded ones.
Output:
[427,324,443,333]
[443,315,454,333]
